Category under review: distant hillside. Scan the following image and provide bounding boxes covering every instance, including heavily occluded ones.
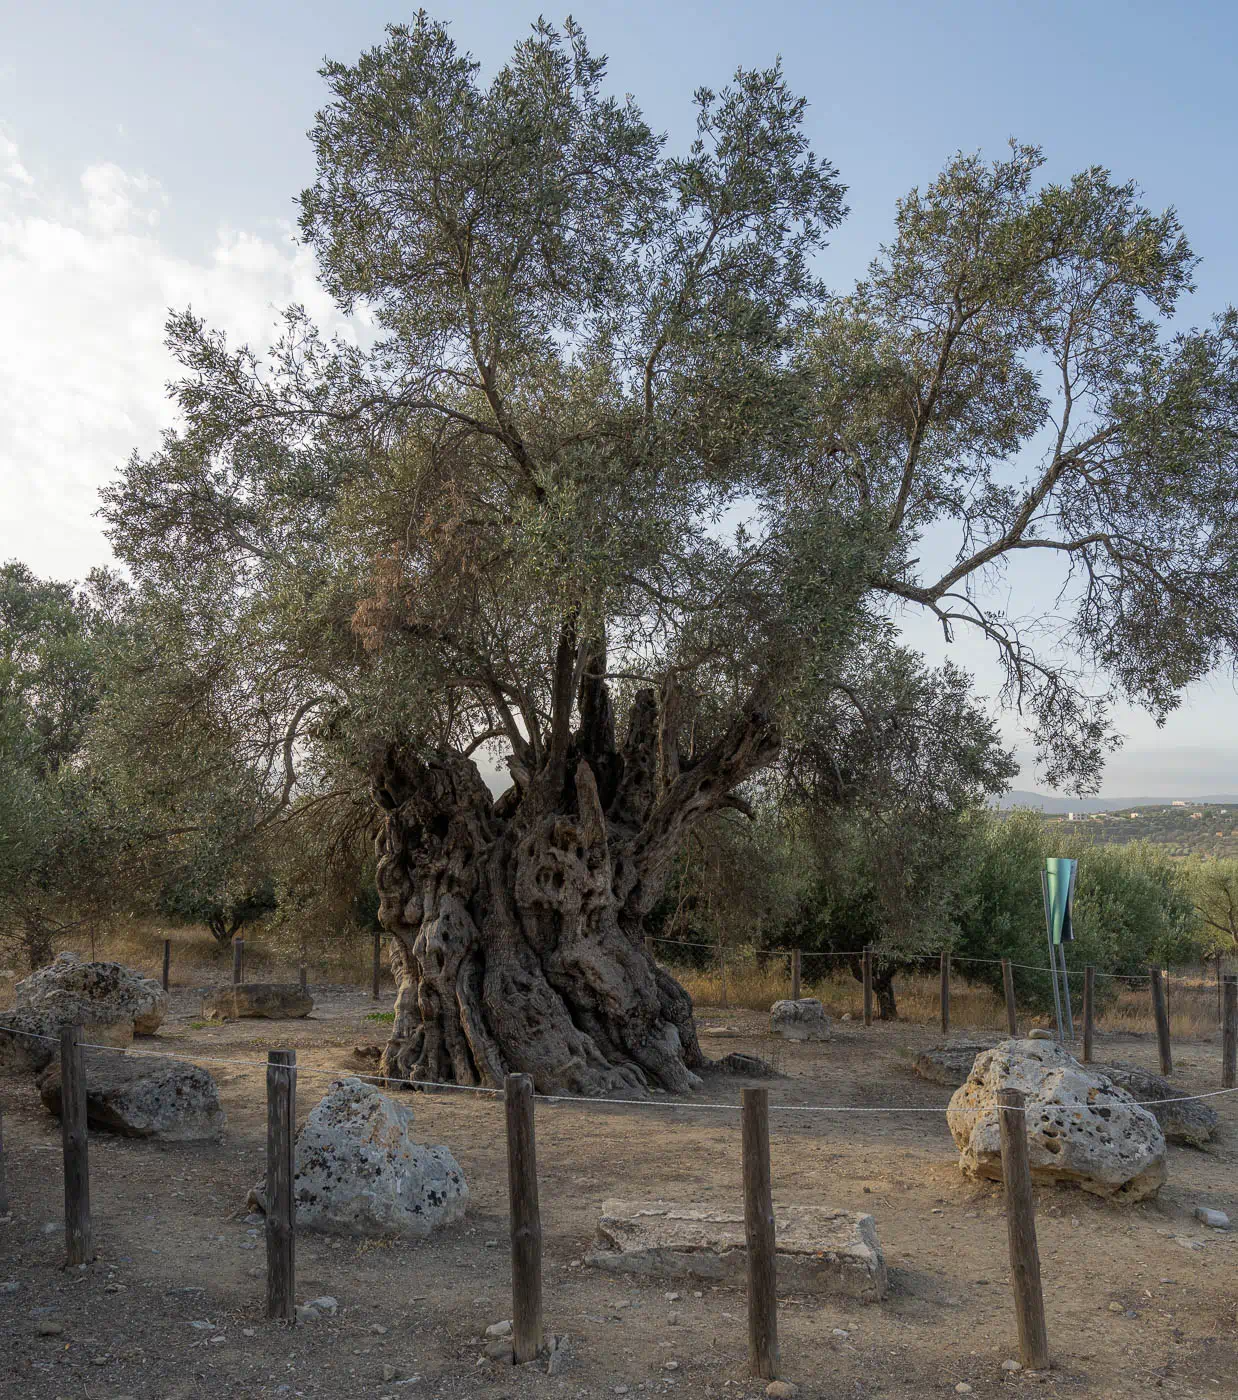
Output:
[996,790,1238,814]
[1033,803,1238,859]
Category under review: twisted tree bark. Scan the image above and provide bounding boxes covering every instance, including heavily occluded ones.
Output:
[372,675,779,1096]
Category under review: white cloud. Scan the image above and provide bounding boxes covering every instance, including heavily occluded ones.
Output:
[0,128,33,189]
[0,131,351,581]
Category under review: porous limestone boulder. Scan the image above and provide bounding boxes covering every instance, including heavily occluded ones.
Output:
[769,998,831,1042]
[1093,1061,1218,1148]
[947,1039,1167,1201]
[200,983,313,1021]
[254,1077,467,1238]
[0,1006,133,1073]
[38,1050,225,1140]
[587,1200,887,1301]
[16,954,168,1036]
[914,1039,1001,1087]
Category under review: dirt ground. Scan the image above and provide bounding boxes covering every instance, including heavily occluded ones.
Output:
[2,987,1237,1400]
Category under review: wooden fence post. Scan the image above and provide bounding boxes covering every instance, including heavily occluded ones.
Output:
[862,947,873,1028]
[60,1024,92,1267]
[265,1049,296,1321]
[1149,968,1172,1076]
[371,933,382,1001]
[1222,974,1236,1091]
[233,937,244,987]
[1002,958,1018,1037]
[505,1073,543,1363]
[741,1086,778,1380]
[1081,966,1095,1063]
[790,949,801,1002]
[940,951,951,1035]
[0,1097,8,1218]
[162,938,171,993]
[998,1087,1049,1370]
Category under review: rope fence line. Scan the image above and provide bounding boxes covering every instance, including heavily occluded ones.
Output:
[650,934,1238,987]
[4,1021,1238,1114]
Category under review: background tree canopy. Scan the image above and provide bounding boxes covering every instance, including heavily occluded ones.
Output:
[90,16,1238,1093]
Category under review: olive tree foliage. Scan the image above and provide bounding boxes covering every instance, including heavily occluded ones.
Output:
[768,645,1017,1017]
[0,564,133,966]
[102,17,1238,1093]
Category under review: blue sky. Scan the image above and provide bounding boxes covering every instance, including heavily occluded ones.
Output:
[2,0,1237,794]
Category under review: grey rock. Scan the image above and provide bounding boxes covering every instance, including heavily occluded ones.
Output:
[1194,1206,1229,1229]
[253,1078,467,1238]
[1027,1028,1055,1041]
[769,998,831,1042]
[766,1384,799,1399]
[587,1200,887,1302]
[36,1320,64,1336]
[485,1320,512,1338]
[200,983,313,1021]
[1093,1061,1218,1147]
[0,1005,132,1073]
[947,1039,1166,1201]
[16,954,167,1035]
[484,1337,513,1362]
[38,1050,225,1141]
[914,1040,1001,1087]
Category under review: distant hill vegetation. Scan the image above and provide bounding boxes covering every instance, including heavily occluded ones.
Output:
[997,789,1238,814]
[1017,801,1238,859]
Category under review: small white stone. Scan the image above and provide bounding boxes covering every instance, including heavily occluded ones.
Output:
[955,1386,973,1395]
[765,1383,799,1399]
[1001,1359,1022,1372]
[485,1319,512,1338]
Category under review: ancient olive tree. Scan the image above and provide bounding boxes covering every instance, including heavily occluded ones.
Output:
[103,17,1238,1093]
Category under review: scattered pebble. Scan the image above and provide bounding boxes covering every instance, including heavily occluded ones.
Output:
[1108,1302,1124,1313]
[370,1323,389,1335]
[484,1338,513,1362]
[35,1320,64,1337]
[662,1359,679,1370]
[1001,1359,1022,1372]
[382,1364,399,1382]
[955,1386,973,1395]
[485,1320,512,1339]
[765,1382,799,1399]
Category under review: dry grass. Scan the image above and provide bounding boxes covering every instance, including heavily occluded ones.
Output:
[10,922,1228,1042]
[50,918,380,990]
[673,955,1227,1040]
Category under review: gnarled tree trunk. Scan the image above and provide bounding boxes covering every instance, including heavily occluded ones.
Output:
[372,672,778,1096]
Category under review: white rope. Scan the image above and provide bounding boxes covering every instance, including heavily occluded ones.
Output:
[6,1023,1238,1114]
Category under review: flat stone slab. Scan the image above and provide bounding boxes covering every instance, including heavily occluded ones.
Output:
[201,983,313,1020]
[587,1200,887,1301]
